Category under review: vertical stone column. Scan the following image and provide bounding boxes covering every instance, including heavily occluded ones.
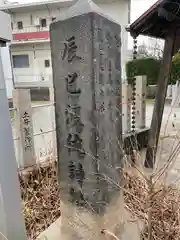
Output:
[50,0,123,239]
[122,83,131,134]
[13,89,35,168]
[0,50,27,240]
[166,84,172,99]
[135,75,147,129]
[171,81,180,107]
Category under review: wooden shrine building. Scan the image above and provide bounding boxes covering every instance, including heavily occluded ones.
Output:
[127,0,180,168]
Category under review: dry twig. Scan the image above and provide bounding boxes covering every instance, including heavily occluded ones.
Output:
[124,172,180,240]
[19,161,61,240]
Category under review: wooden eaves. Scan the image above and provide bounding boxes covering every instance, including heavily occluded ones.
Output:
[127,0,180,168]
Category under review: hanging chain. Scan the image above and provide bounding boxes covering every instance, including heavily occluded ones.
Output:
[130,36,138,165]
[132,36,137,133]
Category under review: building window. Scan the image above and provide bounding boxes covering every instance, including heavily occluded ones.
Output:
[40,18,47,27]
[52,17,56,21]
[12,55,29,68]
[44,59,50,68]
[17,21,23,29]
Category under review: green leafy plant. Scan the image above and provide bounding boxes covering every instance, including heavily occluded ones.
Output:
[126,57,160,85]
[126,52,180,85]
[170,51,180,84]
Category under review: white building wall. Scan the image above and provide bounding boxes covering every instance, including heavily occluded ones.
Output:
[12,7,68,31]
[12,12,30,28]
[11,42,52,85]
[10,0,130,85]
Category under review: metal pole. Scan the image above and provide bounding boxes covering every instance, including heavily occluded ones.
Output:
[0,48,27,239]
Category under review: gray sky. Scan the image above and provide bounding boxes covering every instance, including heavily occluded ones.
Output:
[131,0,157,22]
[129,0,159,47]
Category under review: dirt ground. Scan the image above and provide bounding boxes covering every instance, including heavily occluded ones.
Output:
[145,102,180,185]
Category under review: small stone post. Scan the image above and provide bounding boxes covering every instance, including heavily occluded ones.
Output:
[171,81,180,107]
[122,83,131,134]
[13,89,35,168]
[135,75,147,129]
[49,86,57,159]
[50,0,123,239]
[166,84,172,99]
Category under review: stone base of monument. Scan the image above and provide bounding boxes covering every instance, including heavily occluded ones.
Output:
[60,196,124,240]
[37,196,144,240]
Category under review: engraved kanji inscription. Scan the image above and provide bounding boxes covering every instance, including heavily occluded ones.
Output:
[22,111,33,151]
[65,105,84,133]
[68,161,85,205]
[22,112,30,125]
[66,73,81,94]
[67,133,85,158]
[62,36,81,62]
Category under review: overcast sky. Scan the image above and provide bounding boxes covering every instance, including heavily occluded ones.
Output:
[131,0,157,21]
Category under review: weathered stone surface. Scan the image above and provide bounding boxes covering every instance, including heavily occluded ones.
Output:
[13,89,35,167]
[59,197,124,240]
[55,0,119,24]
[50,0,122,217]
[135,75,147,129]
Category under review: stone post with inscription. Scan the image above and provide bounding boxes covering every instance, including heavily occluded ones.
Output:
[13,89,35,168]
[135,76,147,129]
[50,0,123,239]
[122,83,131,134]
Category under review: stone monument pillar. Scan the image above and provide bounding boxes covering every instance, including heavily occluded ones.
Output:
[13,89,35,168]
[122,83,131,134]
[50,0,123,239]
[135,76,146,129]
